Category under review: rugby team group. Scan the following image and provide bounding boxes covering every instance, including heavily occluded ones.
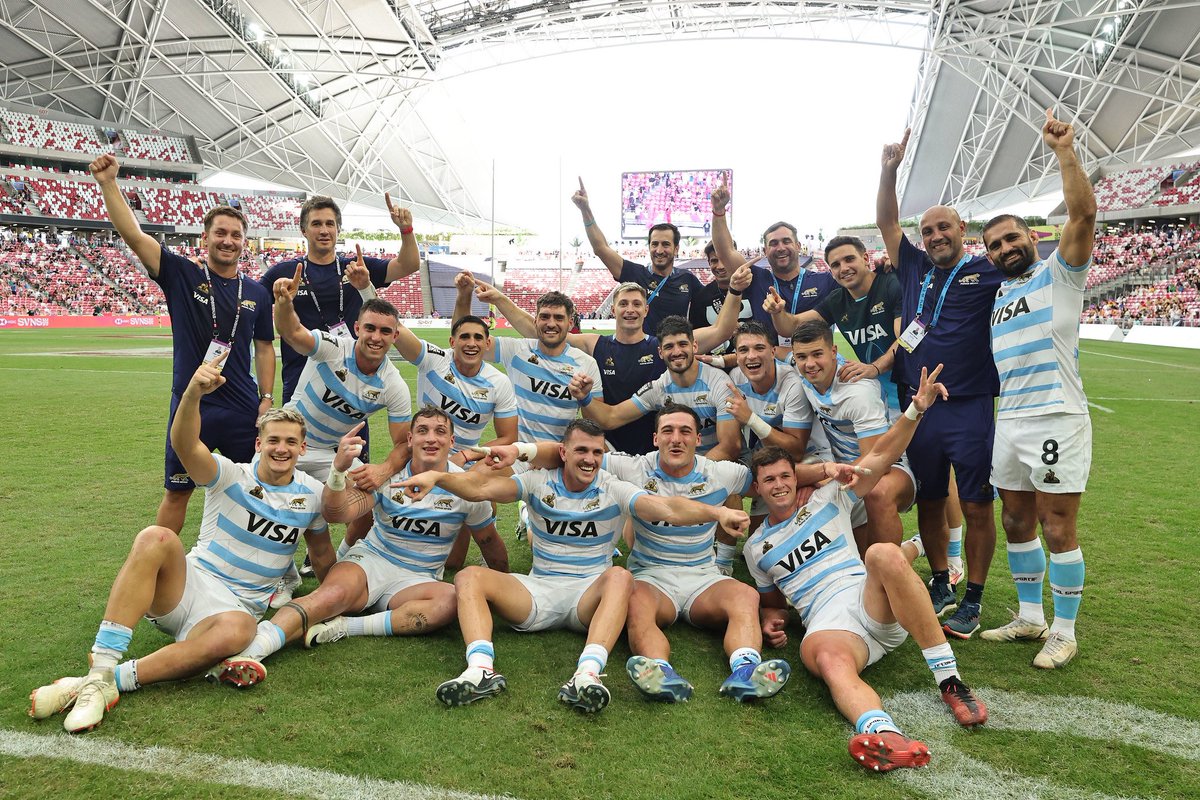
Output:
[29,109,1096,773]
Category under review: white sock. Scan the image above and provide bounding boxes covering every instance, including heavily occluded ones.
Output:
[576,643,608,675]
[114,660,141,693]
[242,621,286,661]
[346,611,393,637]
[336,539,352,559]
[466,640,495,670]
[922,642,958,685]
[904,534,926,558]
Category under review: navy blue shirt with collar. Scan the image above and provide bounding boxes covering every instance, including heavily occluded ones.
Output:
[592,334,665,455]
[893,236,1002,398]
[744,263,837,345]
[619,259,704,336]
[260,254,391,402]
[153,246,274,414]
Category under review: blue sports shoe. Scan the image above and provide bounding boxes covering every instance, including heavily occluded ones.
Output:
[928,580,958,618]
[943,601,981,639]
[719,659,791,702]
[626,656,693,702]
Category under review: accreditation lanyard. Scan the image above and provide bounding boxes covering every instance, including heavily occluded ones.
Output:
[914,255,969,330]
[302,258,345,328]
[772,269,808,314]
[202,262,243,345]
[646,268,671,305]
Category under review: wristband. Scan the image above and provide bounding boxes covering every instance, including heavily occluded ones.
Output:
[578,394,592,407]
[728,287,742,296]
[904,404,924,421]
[712,210,725,216]
[872,364,881,377]
[514,442,538,463]
[357,283,378,301]
[259,393,274,402]
[746,412,773,440]
[584,219,596,228]
[400,226,414,235]
[326,467,347,491]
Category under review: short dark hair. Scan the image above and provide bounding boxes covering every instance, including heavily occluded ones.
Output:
[791,318,834,347]
[762,221,798,246]
[654,402,702,432]
[202,205,247,235]
[733,320,772,350]
[452,314,490,336]
[412,404,454,434]
[648,222,680,247]
[300,196,343,231]
[824,235,866,260]
[750,445,794,479]
[536,290,575,319]
[563,418,604,445]
[359,298,398,320]
[703,241,716,258]
[655,315,694,342]
[982,213,1031,240]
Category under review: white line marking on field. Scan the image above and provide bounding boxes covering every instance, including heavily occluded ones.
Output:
[0,729,516,800]
[1089,396,1197,403]
[1087,401,1114,414]
[1080,349,1200,371]
[886,688,1200,800]
[0,367,170,376]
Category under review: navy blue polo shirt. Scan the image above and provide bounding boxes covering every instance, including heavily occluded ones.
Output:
[260,254,391,402]
[593,334,665,455]
[153,246,274,414]
[745,264,837,345]
[893,236,1002,398]
[619,260,704,336]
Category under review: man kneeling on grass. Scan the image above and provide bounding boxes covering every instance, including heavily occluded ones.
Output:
[746,365,988,772]
[30,353,332,733]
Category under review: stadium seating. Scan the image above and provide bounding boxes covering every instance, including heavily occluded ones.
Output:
[140,186,223,226]
[121,131,193,163]
[238,194,302,232]
[0,110,107,155]
[1092,163,1200,212]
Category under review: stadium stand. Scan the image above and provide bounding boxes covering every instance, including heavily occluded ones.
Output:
[1083,264,1200,326]
[0,110,108,156]
[139,185,222,226]
[121,131,193,163]
[21,174,109,221]
[1092,162,1200,212]
[236,193,302,232]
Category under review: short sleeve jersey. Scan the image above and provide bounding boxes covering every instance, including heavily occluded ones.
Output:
[991,248,1091,419]
[592,334,665,456]
[815,271,903,414]
[722,362,813,461]
[619,260,704,336]
[894,237,1002,397]
[411,340,517,452]
[603,452,751,571]
[492,338,601,443]
[743,482,865,627]
[689,281,755,354]
[192,454,328,616]
[745,264,837,345]
[629,361,734,455]
[362,463,494,576]
[797,362,890,463]
[285,330,412,450]
[154,246,274,413]
[260,254,392,401]
[512,468,646,579]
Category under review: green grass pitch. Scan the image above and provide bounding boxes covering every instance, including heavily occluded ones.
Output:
[0,327,1197,799]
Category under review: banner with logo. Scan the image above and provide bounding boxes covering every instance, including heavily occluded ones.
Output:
[0,315,171,329]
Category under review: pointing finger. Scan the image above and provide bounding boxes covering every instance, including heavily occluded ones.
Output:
[293,263,303,283]
[900,128,911,148]
[577,176,585,192]
[209,349,229,368]
[355,243,365,263]
[385,191,395,212]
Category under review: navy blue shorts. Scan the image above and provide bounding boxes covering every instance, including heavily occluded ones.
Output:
[164,395,257,491]
[902,389,996,504]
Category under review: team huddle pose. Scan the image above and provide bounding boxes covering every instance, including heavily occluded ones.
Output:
[31,108,1095,775]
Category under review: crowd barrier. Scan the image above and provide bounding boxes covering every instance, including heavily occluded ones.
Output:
[0,315,170,329]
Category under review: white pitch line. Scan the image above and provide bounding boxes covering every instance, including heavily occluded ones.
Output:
[1080,349,1200,371]
[1089,396,1197,403]
[0,367,170,376]
[1087,401,1114,414]
[0,729,516,800]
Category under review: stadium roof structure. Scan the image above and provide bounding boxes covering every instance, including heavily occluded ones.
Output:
[2,0,1198,227]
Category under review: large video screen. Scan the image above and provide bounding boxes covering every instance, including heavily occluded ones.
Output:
[620,169,730,240]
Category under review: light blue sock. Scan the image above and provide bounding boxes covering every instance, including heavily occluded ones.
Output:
[114,660,140,693]
[242,621,286,661]
[1049,548,1085,639]
[1007,539,1047,624]
[346,611,393,637]
[714,542,735,572]
[91,620,133,671]
[947,526,963,560]
[466,640,494,670]
[729,647,761,672]
[921,642,958,684]
[576,643,608,675]
[856,710,901,735]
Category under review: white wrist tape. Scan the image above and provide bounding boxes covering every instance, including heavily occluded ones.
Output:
[514,442,538,463]
[326,467,348,491]
[357,283,377,301]
[747,412,773,440]
[904,404,923,421]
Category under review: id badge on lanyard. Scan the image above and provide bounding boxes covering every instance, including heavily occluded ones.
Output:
[328,320,352,339]
[896,318,927,353]
[204,339,232,367]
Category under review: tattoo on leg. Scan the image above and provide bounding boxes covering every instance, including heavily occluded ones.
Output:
[399,612,428,634]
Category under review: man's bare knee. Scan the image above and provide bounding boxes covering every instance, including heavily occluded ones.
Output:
[863,542,906,576]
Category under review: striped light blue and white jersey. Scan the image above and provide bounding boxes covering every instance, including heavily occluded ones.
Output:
[512,467,645,579]
[362,463,494,577]
[410,340,517,452]
[798,360,890,463]
[743,482,866,628]
[991,248,1090,419]
[722,361,813,462]
[492,338,601,443]
[287,330,412,450]
[629,361,734,455]
[192,454,328,616]
[603,452,751,571]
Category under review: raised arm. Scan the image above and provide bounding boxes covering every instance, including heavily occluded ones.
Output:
[383,192,421,283]
[762,286,822,344]
[709,178,743,274]
[271,263,317,355]
[476,279,598,354]
[393,469,520,505]
[320,423,376,523]
[452,270,477,328]
[349,420,412,492]
[568,373,645,429]
[572,177,624,279]
[89,154,161,276]
[168,352,228,486]
[694,263,753,353]
[876,128,910,270]
[632,492,750,536]
[1044,109,1097,267]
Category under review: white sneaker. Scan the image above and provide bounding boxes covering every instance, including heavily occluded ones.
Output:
[436,666,507,706]
[305,616,350,649]
[62,670,118,733]
[1033,632,1078,669]
[269,572,302,610]
[29,676,85,720]
[948,558,965,590]
[980,611,1049,642]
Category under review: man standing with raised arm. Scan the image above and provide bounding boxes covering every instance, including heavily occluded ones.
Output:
[573,177,705,335]
[877,129,1004,639]
[90,154,275,535]
[977,109,1097,670]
